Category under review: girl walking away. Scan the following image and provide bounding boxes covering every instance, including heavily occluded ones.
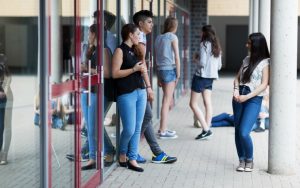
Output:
[189,25,222,140]
[155,17,180,139]
[112,24,147,172]
[233,32,270,172]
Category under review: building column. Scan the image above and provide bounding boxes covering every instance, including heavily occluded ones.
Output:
[259,0,271,47]
[252,0,259,32]
[50,0,62,83]
[269,0,298,175]
[248,0,253,34]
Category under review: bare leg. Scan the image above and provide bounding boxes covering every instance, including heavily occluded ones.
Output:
[202,89,212,128]
[189,91,209,131]
[159,81,176,132]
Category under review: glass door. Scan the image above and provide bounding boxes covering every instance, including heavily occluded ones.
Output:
[48,0,77,187]
[48,0,103,187]
[78,0,103,187]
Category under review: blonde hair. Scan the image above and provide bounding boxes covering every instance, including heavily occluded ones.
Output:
[163,17,178,34]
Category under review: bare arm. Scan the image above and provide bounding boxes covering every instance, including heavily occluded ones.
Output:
[171,38,180,83]
[138,43,154,101]
[137,43,152,88]
[233,67,241,100]
[103,48,112,78]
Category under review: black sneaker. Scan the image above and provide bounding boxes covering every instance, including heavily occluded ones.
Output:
[195,130,213,140]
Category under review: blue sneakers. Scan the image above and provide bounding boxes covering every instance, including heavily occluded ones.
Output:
[152,152,177,164]
[137,154,147,163]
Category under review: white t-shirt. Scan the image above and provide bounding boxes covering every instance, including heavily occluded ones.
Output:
[195,41,222,78]
[239,56,270,96]
[138,29,147,46]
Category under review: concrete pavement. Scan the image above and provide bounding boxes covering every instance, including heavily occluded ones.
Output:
[101,75,300,188]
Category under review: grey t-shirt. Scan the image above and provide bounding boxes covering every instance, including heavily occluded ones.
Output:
[154,32,178,70]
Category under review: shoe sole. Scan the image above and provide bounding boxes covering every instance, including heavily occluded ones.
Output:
[0,161,7,165]
[159,135,178,139]
[236,168,245,172]
[152,158,177,164]
[197,133,213,140]
[66,156,89,162]
[244,168,253,172]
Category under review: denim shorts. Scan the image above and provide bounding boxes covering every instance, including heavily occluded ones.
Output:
[157,69,177,83]
[191,75,214,93]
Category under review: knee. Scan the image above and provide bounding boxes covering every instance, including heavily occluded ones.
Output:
[239,131,250,140]
[189,101,196,111]
[122,127,135,138]
[144,108,153,121]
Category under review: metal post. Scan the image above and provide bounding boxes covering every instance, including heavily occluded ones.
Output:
[39,0,49,187]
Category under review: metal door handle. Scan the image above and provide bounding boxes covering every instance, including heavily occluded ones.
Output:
[82,60,91,106]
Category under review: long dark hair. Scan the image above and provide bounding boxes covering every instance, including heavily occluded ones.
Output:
[201,25,221,57]
[121,23,143,60]
[86,24,97,59]
[0,54,10,80]
[241,32,270,83]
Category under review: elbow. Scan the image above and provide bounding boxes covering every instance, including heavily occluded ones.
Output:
[262,83,268,90]
[112,71,119,79]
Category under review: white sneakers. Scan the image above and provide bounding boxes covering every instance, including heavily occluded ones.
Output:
[158,130,178,139]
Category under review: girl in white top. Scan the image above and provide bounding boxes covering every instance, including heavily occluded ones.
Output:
[155,17,180,138]
[233,32,270,172]
[190,25,222,140]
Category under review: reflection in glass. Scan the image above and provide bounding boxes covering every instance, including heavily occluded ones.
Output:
[104,0,118,173]
[0,1,40,186]
[79,1,98,184]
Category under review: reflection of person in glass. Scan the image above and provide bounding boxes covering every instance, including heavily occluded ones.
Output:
[0,54,12,165]
[94,10,117,166]
[112,24,147,172]
[80,24,98,170]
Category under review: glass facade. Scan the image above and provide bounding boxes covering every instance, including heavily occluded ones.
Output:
[0,0,40,187]
[0,0,190,187]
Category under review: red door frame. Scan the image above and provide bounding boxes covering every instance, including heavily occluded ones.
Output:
[48,0,104,187]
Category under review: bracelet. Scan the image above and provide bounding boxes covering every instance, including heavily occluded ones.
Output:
[132,67,135,72]
[146,85,151,88]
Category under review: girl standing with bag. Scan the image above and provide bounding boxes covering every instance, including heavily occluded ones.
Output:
[112,23,147,172]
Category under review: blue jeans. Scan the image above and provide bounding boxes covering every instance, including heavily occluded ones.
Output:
[0,97,7,151]
[232,85,262,161]
[211,113,234,127]
[103,96,115,155]
[81,92,97,160]
[81,95,115,158]
[157,69,177,83]
[191,75,214,93]
[117,89,147,160]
